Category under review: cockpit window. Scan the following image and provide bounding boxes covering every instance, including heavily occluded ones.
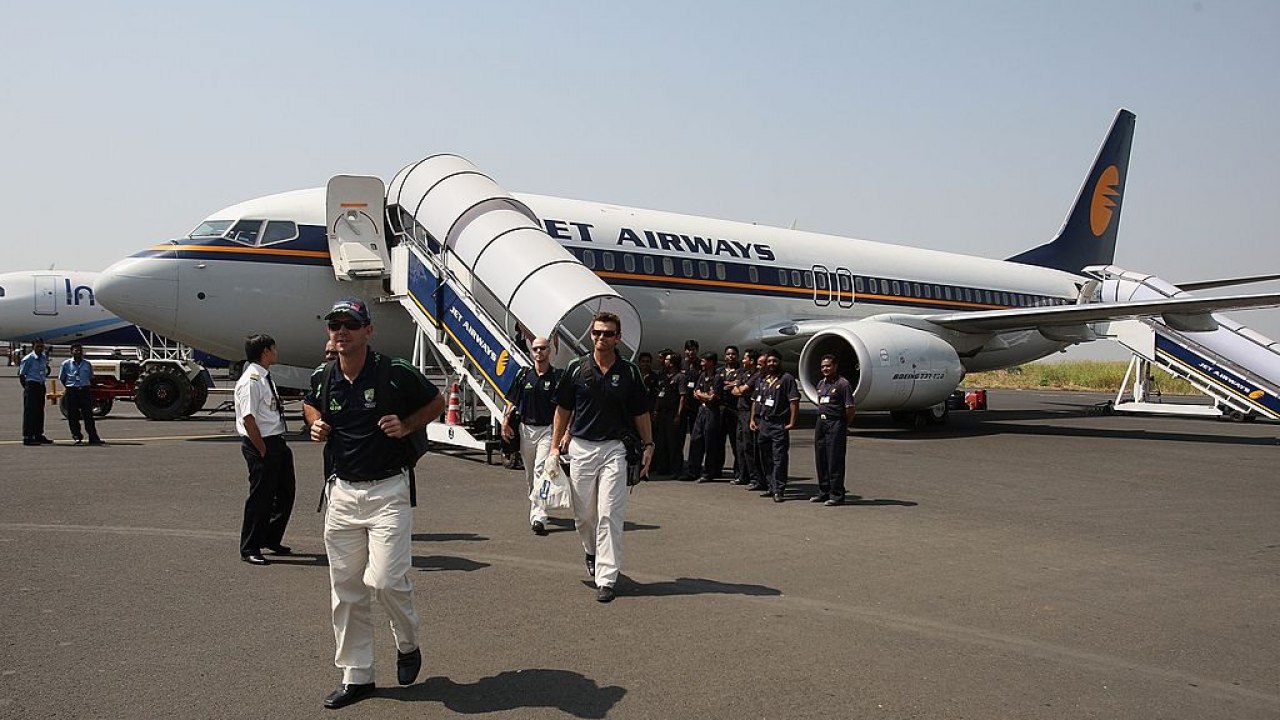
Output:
[0,286,5,298]
[190,220,233,238]
[226,219,264,246]
[260,221,298,245]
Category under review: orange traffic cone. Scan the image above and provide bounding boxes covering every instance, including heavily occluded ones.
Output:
[445,382,462,425]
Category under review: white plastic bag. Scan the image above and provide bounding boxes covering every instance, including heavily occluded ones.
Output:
[530,467,573,514]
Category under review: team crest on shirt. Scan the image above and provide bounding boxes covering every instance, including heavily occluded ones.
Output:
[329,397,342,412]
[363,388,376,408]
[610,375,620,387]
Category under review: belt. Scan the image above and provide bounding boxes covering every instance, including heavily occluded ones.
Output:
[343,466,405,483]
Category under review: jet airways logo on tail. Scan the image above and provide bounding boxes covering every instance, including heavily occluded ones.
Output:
[1090,165,1121,237]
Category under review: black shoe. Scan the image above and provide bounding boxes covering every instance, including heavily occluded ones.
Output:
[759,490,775,498]
[240,553,269,566]
[810,494,829,503]
[323,682,376,709]
[87,439,105,446]
[824,496,845,506]
[73,437,84,445]
[37,436,54,445]
[596,585,616,603]
[23,439,40,446]
[695,476,711,484]
[531,521,548,536]
[746,483,766,491]
[773,493,785,503]
[265,544,292,555]
[396,647,422,685]
[585,554,596,578]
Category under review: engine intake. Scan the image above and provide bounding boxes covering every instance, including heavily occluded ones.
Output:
[798,322,965,411]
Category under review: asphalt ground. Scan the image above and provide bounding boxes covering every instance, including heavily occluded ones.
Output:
[1,368,1277,719]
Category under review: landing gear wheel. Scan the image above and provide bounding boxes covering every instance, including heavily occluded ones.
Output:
[922,403,949,425]
[135,366,193,421]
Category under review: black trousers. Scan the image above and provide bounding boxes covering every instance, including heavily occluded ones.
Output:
[756,420,790,494]
[735,409,760,485]
[814,415,848,497]
[22,381,44,440]
[240,436,296,555]
[687,404,723,479]
[63,387,99,442]
[653,407,685,476]
[718,406,738,477]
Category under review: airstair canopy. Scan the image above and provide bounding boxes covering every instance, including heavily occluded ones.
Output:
[387,154,642,355]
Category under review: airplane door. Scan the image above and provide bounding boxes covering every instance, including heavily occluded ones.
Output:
[835,268,854,308]
[33,275,58,315]
[812,265,832,307]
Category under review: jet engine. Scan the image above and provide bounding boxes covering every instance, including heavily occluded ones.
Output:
[797,321,965,412]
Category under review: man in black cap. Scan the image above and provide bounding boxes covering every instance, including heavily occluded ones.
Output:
[303,298,445,709]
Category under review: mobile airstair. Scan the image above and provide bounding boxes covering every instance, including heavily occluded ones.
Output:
[1087,266,1280,421]
[323,156,642,456]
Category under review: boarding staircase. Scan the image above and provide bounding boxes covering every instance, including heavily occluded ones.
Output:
[322,156,642,457]
[1087,266,1280,421]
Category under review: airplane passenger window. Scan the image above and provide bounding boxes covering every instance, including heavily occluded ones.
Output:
[963,288,972,302]
[190,220,233,238]
[913,283,921,297]
[260,221,298,245]
[791,270,802,287]
[682,259,694,278]
[891,281,901,296]
[582,250,596,268]
[944,286,952,300]
[624,254,635,273]
[697,260,709,279]
[748,266,759,283]
[715,263,726,280]
[816,273,828,290]
[803,271,813,288]
[868,278,878,294]
[603,252,616,271]
[662,257,674,275]
[854,277,865,293]
[778,269,788,285]
[227,219,263,246]
[922,285,931,299]
[643,256,654,274]
[933,285,942,299]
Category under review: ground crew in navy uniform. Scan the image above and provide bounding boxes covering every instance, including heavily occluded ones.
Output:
[750,349,799,502]
[18,338,52,446]
[686,352,723,482]
[58,343,103,445]
[731,349,761,488]
[548,311,653,603]
[716,345,743,479]
[651,350,687,478]
[234,334,295,565]
[501,336,564,536]
[303,298,446,709]
[678,339,699,476]
[811,354,856,506]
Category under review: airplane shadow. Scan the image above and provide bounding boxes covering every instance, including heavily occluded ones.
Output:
[382,669,625,718]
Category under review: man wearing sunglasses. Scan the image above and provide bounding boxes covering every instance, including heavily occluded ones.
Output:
[501,336,564,536]
[548,312,653,603]
[303,298,446,709]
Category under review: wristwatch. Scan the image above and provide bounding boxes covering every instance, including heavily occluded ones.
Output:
[643,442,655,448]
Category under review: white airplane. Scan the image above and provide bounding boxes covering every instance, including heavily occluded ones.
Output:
[95,109,1280,422]
[0,270,139,346]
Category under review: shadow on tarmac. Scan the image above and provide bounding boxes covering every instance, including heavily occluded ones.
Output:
[412,532,489,542]
[413,555,490,572]
[595,574,782,598]
[541,518,661,534]
[383,670,625,717]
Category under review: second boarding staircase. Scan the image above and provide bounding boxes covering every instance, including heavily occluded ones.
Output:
[324,156,642,456]
[1088,266,1280,421]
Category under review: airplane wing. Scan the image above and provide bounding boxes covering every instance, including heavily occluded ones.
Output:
[924,292,1280,334]
[1174,273,1280,292]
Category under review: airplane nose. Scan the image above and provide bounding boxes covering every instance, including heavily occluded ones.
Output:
[97,255,179,336]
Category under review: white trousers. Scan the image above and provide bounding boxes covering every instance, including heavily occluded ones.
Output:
[324,472,419,685]
[568,437,628,588]
[519,423,553,525]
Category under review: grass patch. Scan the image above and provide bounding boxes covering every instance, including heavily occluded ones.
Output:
[962,360,1200,395]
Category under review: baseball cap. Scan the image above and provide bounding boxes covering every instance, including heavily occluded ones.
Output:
[324,298,372,325]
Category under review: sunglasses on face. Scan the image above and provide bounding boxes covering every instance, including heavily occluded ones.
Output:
[531,346,550,352]
[327,319,364,331]
[590,329,618,338]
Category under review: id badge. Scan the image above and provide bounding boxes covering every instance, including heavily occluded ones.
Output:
[658,390,666,398]
[765,398,776,407]
[819,396,830,404]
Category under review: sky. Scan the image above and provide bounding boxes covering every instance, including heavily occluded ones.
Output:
[2,0,1277,360]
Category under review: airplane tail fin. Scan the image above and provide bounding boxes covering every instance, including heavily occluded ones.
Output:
[1007,109,1136,274]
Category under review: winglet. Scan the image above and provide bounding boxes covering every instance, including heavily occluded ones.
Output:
[1007,109,1136,274]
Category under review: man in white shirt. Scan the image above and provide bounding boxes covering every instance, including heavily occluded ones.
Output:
[234,334,296,566]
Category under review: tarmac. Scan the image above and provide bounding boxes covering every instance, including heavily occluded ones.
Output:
[1,366,1277,719]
